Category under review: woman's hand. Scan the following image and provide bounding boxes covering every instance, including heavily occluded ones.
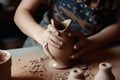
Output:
[41,24,64,59]
[40,19,72,48]
[69,31,95,59]
[40,23,63,48]
[41,19,72,58]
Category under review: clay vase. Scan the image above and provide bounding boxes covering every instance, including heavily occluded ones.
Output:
[68,68,85,80]
[44,19,74,69]
[94,62,115,80]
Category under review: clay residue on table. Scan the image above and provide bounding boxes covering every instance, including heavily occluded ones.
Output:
[13,55,94,80]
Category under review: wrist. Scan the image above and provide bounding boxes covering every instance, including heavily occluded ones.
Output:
[87,36,103,51]
[33,28,45,46]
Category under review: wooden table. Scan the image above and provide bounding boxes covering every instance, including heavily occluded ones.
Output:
[7,44,120,80]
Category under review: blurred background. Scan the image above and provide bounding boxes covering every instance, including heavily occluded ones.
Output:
[0,0,47,49]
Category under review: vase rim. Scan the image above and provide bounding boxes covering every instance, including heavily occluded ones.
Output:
[99,62,112,69]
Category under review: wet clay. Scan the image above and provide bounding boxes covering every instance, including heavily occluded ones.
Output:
[43,19,74,69]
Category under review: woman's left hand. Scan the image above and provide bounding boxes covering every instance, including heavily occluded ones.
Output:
[69,31,95,59]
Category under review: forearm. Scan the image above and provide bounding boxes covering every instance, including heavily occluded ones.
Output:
[14,9,45,39]
[14,0,48,45]
[87,23,120,49]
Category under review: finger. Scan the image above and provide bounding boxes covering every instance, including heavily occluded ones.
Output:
[72,41,85,59]
[47,24,59,35]
[71,48,85,59]
[46,38,62,48]
[74,40,85,50]
[48,33,63,46]
[49,19,59,35]
[45,29,63,46]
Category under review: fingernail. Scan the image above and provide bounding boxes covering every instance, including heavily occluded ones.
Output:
[71,56,75,59]
[68,33,71,36]
[74,45,77,49]
[60,41,63,45]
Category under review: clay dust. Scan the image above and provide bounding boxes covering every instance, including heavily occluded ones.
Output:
[16,55,94,80]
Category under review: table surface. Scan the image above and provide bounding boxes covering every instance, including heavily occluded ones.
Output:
[7,44,120,80]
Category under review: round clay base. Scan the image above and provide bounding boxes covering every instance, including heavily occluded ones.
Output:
[15,55,94,80]
[48,59,72,70]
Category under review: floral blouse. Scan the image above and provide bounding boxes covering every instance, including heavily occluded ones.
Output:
[24,0,120,47]
[40,0,119,36]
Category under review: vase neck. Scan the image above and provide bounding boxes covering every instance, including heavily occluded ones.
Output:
[53,19,71,32]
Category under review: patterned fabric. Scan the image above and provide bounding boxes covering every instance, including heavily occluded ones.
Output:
[54,0,97,35]
[41,0,118,35]
[23,0,119,47]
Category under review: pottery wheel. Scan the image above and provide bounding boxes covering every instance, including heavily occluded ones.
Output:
[15,55,94,80]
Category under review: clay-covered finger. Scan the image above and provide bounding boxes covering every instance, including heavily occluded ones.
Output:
[47,38,62,48]
[47,20,59,36]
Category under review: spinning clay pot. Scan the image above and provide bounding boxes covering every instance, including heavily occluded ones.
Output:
[44,19,74,69]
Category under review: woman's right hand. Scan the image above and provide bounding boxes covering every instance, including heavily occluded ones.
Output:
[40,19,72,48]
[40,21,64,59]
[40,21,64,48]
